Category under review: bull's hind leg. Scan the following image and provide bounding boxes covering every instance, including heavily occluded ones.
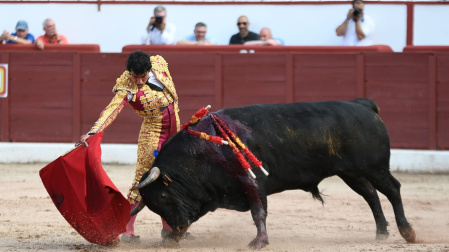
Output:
[338,173,390,240]
[367,173,416,243]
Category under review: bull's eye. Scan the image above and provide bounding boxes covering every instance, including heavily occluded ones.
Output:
[158,192,167,204]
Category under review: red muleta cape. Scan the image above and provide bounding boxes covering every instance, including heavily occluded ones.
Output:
[39,132,130,245]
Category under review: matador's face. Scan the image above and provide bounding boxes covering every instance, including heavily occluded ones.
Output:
[130,71,150,89]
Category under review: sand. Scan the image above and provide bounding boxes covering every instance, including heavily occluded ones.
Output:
[0,163,448,252]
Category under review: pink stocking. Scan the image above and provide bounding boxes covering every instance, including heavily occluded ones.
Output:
[161,217,172,231]
[124,202,138,236]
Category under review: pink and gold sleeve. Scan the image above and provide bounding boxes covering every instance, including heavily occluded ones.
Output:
[87,90,128,134]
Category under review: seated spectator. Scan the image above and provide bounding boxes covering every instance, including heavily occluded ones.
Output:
[1,20,35,44]
[229,16,259,44]
[335,0,375,46]
[35,19,68,50]
[177,22,215,45]
[142,6,176,45]
[244,27,284,46]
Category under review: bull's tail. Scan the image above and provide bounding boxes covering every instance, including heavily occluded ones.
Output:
[351,98,380,114]
[308,186,325,205]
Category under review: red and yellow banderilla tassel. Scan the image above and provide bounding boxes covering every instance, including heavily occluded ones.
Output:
[211,116,256,179]
[211,114,269,179]
[186,129,228,145]
[184,105,268,179]
[181,105,211,129]
[184,105,228,145]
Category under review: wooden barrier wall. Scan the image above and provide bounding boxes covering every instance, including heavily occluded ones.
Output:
[0,47,448,150]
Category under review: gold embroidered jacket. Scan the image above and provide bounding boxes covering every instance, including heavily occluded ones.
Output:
[88,55,179,134]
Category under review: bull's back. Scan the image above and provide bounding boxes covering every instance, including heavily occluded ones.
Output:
[220,99,390,190]
[221,99,384,142]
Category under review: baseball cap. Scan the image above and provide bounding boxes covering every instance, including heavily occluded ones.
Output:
[16,20,28,30]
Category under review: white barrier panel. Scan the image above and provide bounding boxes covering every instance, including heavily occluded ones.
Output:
[389,149,449,173]
[1,142,448,173]
[0,142,137,165]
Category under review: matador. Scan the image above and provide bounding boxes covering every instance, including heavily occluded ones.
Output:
[79,51,180,243]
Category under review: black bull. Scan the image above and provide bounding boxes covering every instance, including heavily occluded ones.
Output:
[132,99,416,249]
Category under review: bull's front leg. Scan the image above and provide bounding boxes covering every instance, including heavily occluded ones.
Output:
[247,202,269,249]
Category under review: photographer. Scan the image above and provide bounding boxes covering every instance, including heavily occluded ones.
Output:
[142,6,176,45]
[335,0,375,46]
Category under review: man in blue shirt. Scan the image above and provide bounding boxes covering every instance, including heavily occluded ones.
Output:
[177,22,215,45]
[1,20,35,44]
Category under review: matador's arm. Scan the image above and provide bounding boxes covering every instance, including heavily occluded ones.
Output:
[87,90,128,135]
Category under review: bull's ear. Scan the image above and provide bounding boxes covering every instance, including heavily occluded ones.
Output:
[162,174,172,186]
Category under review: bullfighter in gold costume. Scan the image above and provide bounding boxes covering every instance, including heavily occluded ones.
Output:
[78,51,180,243]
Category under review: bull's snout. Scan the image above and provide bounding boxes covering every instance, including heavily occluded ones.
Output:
[170,224,191,241]
[174,224,190,234]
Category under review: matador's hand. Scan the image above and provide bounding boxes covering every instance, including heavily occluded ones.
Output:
[75,134,90,147]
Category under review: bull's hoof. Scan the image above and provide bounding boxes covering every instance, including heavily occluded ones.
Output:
[399,227,416,243]
[376,222,389,240]
[248,237,269,250]
[375,232,389,240]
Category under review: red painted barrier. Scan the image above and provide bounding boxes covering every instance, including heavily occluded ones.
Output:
[0,44,101,52]
[122,45,394,53]
[0,49,447,150]
[403,46,449,53]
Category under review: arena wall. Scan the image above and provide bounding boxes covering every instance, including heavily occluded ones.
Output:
[0,47,448,150]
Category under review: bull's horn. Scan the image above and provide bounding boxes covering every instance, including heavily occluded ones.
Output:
[131,167,161,190]
[130,200,145,216]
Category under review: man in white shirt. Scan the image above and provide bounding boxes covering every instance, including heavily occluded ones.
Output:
[335,0,375,46]
[142,6,176,45]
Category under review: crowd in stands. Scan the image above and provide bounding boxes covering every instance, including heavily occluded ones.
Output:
[1,18,68,50]
[1,0,373,49]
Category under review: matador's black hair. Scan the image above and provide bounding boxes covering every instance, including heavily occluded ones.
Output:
[126,50,152,75]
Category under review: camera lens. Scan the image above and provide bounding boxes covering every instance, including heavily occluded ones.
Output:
[155,16,163,25]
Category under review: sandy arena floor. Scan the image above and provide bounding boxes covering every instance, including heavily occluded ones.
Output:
[0,163,448,252]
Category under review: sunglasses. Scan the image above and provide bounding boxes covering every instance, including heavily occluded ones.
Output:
[237,22,247,26]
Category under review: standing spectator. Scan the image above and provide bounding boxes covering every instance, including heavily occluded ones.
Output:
[229,15,259,44]
[142,6,176,45]
[335,0,375,46]
[35,19,68,50]
[176,22,215,45]
[244,27,284,46]
[1,20,35,44]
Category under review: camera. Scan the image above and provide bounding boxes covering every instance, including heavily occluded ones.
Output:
[353,8,362,17]
[155,16,163,26]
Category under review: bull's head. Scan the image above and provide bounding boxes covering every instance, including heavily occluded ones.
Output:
[130,114,253,241]
[131,165,200,239]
